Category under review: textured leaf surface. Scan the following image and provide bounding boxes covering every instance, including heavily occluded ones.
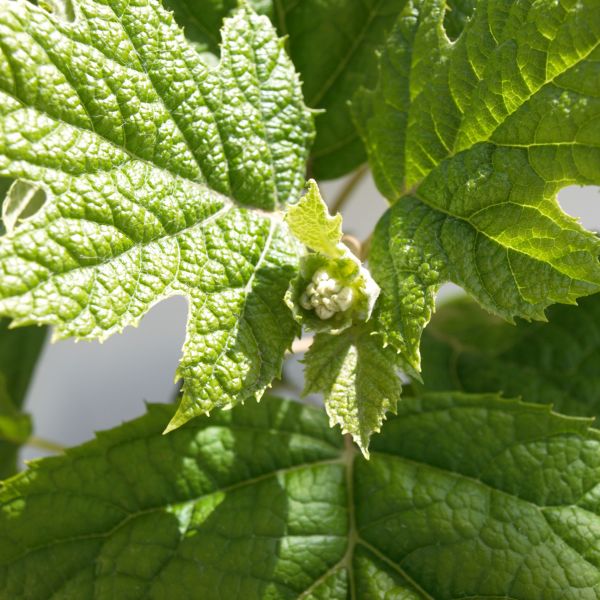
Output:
[419,294,600,419]
[358,0,600,368]
[165,0,412,179]
[303,326,401,457]
[282,0,412,178]
[0,0,314,428]
[285,180,344,259]
[3,393,600,598]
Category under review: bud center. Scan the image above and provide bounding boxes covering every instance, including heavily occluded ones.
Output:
[299,268,354,320]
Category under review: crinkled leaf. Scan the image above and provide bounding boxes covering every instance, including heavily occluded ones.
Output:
[303,325,401,457]
[166,0,414,179]
[0,0,315,429]
[356,0,600,370]
[3,393,600,598]
[160,0,274,57]
[419,293,600,419]
[285,180,344,258]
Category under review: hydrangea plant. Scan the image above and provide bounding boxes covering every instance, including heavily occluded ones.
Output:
[0,0,599,596]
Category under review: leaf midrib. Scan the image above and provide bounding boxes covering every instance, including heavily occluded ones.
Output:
[307,0,388,108]
[404,15,600,192]
[3,417,598,597]
[408,183,600,296]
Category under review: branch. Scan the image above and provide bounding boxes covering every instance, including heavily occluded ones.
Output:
[330,164,369,214]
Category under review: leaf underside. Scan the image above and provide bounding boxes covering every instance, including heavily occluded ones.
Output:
[358,0,600,372]
[0,0,314,429]
[2,394,600,598]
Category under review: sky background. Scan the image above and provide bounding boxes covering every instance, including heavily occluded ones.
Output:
[20,176,600,461]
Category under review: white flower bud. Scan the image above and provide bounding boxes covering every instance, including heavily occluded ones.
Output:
[315,305,335,320]
[300,292,313,310]
[312,268,330,284]
[332,286,353,311]
[301,268,357,321]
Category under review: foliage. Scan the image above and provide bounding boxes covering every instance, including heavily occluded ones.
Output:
[4,394,600,599]
[359,0,600,372]
[0,0,313,431]
[0,0,599,595]
[162,0,412,179]
[419,294,600,418]
[0,319,45,477]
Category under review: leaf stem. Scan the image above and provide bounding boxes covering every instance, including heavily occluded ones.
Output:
[343,433,358,600]
[26,435,65,454]
[330,164,369,215]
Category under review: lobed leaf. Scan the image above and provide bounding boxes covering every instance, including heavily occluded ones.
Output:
[0,0,314,429]
[357,0,600,370]
[3,394,600,597]
[164,0,415,179]
[419,293,600,419]
[303,325,401,457]
[285,180,344,259]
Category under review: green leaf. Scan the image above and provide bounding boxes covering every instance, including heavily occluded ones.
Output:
[356,0,600,369]
[419,293,600,419]
[285,180,344,258]
[165,0,414,179]
[282,0,414,179]
[303,325,401,457]
[0,374,32,480]
[0,0,315,429]
[0,377,31,448]
[0,319,45,478]
[3,393,600,598]
[160,0,275,58]
[442,0,475,41]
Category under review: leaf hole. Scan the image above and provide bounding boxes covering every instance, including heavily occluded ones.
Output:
[443,0,476,42]
[1,180,47,235]
[557,185,600,234]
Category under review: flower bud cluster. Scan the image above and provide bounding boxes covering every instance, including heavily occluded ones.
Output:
[299,268,354,320]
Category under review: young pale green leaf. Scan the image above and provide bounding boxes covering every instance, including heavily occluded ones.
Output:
[303,326,401,457]
[2,393,600,598]
[285,180,344,258]
[164,0,415,179]
[419,294,600,419]
[285,180,379,334]
[357,0,600,370]
[0,0,315,430]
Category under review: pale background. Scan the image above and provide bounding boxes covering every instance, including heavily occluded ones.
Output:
[21,177,600,461]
